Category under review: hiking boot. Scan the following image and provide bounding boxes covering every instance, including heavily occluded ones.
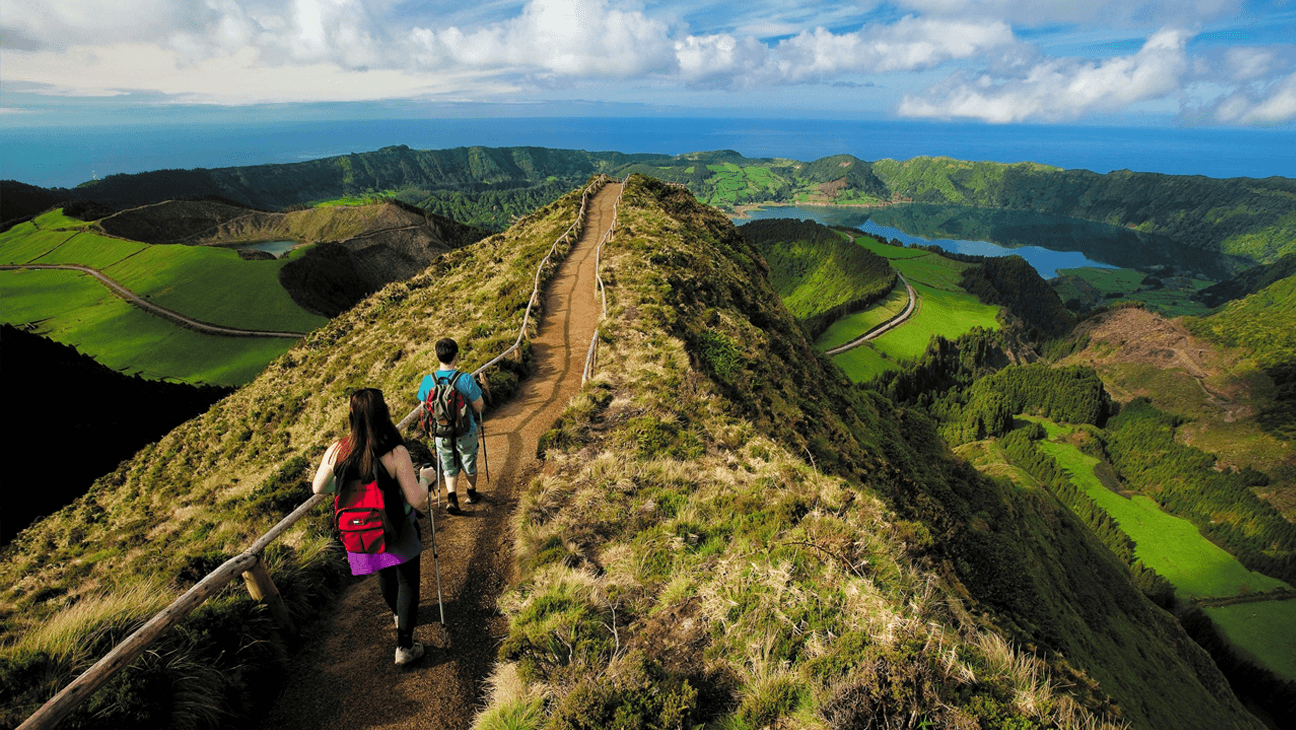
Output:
[465,487,480,504]
[446,492,461,515]
[395,642,425,666]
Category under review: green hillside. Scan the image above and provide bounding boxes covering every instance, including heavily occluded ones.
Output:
[738,218,896,338]
[7,147,1290,263]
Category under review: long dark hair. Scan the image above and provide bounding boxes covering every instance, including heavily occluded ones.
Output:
[336,388,404,482]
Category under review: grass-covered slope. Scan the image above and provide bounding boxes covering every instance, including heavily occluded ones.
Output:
[0,183,600,728]
[477,176,1259,730]
[869,158,1296,264]
[738,218,896,339]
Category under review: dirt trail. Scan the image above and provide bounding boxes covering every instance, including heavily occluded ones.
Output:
[0,263,308,338]
[258,182,620,730]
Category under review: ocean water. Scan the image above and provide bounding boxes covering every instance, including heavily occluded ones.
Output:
[2,117,1292,189]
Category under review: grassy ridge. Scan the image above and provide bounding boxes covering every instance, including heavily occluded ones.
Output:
[739,219,895,338]
[484,176,1259,730]
[0,183,596,727]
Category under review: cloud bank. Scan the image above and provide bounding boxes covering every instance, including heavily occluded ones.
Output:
[1,0,1292,125]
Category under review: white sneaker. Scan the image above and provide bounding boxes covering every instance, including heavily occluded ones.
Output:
[395,642,425,666]
[393,614,399,628]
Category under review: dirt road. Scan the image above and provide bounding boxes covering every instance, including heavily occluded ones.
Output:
[257,182,621,730]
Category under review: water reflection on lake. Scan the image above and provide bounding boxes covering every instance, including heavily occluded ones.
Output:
[733,204,1248,280]
[229,240,299,258]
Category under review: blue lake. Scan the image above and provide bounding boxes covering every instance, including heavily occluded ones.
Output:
[731,204,1248,281]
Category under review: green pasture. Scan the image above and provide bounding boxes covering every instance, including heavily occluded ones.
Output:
[815,284,910,350]
[1035,432,1290,599]
[0,224,81,264]
[33,232,148,269]
[312,190,398,207]
[830,342,898,383]
[103,245,326,332]
[0,269,294,385]
[891,253,970,291]
[866,281,1000,362]
[1056,266,1145,292]
[852,234,930,260]
[32,209,94,230]
[1204,600,1296,681]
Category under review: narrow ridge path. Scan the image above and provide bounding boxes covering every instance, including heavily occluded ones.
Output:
[258,182,621,730]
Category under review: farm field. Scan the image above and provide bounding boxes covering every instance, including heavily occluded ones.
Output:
[1053,266,1215,317]
[1037,433,1289,598]
[815,283,909,350]
[1205,600,1296,682]
[891,252,969,291]
[851,234,931,259]
[0,269,295,385]
[102,244,326,332]
[867,281,1000,361]
[1016,418,1296,682]
[2,208,326,331]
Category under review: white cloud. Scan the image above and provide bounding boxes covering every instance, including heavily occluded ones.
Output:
[894,0,1242,28]
[675,16,1015,88]
[411,0,678,77]
[1186,71,1296,125]
[898,28,1191,122]
[0,41,515,104]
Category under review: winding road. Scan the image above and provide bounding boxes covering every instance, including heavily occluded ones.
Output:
[0,263,308,338]
[255,182,622,730]
[823,271,917,355]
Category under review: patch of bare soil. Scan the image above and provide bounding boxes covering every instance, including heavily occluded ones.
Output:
[1063,306,1296,521]
[256,183,622,730]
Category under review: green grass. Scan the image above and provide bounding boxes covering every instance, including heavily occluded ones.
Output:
[0,269,296,385]
[851,234,931,259]
[32,232,148,269]
[311,190,399,207]
[830,342,898,382]
[102,245,326,332]
[1056,266,1145,292]
[33,209,95,230]
[0,222,83,264]
[1204,600,1296,681]
[891,253,970,291]
[865,281,1000,362]
[1035,434,1289,599]
[814,283,909,350]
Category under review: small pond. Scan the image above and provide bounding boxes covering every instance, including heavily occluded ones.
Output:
[228,240,301,258]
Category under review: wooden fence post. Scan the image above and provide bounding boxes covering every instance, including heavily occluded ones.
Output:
[242,559,297,637]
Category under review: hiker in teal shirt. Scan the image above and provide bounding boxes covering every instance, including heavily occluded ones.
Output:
[417,338,486,514]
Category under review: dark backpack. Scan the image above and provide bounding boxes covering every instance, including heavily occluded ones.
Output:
[420,371,471,438]
[333,475,393,554]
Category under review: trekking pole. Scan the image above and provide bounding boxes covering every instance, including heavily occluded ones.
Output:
[480,422,490,485]
[422,464,446,627]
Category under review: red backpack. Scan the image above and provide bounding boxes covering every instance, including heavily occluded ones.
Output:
[333,474,393,553]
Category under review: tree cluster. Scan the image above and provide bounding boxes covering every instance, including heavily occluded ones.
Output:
[1101,398,1296,584]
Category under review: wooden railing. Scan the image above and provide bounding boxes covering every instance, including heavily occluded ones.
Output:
[582,180,625,383]
[18,176,612,730]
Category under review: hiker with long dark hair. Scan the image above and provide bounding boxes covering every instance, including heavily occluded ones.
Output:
[312,387,432,665]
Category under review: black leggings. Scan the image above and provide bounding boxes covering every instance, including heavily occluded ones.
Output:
[377,557,421,648]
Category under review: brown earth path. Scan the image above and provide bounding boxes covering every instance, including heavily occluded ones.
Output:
[257,182,621,730]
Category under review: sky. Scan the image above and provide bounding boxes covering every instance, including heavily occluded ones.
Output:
[2,0,1295,127]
